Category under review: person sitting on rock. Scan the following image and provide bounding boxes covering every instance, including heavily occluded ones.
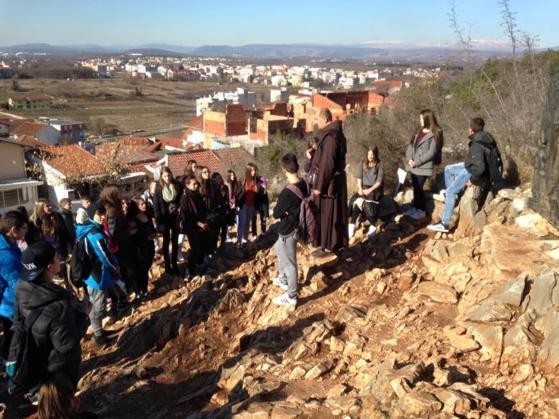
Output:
[348,145,384,239]
[271,153,308,307]
[428,117,496,233]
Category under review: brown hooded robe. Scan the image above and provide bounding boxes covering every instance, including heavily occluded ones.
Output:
[312,120,348,251]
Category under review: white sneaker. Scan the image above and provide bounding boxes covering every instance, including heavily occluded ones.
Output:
[427,223,449,233]
[272,277,288,291]
[409,209,426,220]
[348,223,355,238]
[272,293,297,307]
[367,225,377,237]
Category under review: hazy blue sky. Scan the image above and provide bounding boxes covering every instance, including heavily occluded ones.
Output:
[1,0,557,48]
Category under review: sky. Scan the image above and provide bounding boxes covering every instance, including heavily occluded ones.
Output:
[1,0,558,49]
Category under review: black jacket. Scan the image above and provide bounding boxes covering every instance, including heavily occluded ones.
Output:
[10,279,87,388]
[273,179,308,236]
[153,181,183,225]
[465,131,496,184]
[60,209,76,251]
[179,188,207,233]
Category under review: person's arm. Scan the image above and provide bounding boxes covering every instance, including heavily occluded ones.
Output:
[465,141,486,183]
[414,136,437,166]
[273,190,290,219]
[49,303,80,354]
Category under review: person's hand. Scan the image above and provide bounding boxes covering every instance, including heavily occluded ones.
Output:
[358,187,363,196]
[197,222,208,230]
[408,160,416,168]
[312,189,321,196]
[467,179,473,187]
[305,149,313,159]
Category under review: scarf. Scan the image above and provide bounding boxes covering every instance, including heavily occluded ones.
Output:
[162,183,176,203]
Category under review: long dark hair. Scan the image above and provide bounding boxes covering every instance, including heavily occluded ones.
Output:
[194,165,212,197]
[362,145,381,174]
[159,166,175,190]
[183,159,197,176]
[100,184,124,220]
[243,163,258,187]
[414,109,442,149]
[38,378,78,419]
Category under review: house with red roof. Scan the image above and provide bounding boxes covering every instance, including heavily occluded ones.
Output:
[12,121,61,145]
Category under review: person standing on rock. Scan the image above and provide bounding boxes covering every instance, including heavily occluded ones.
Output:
[311,108,348,254]
[428,117,495,233]
[405,109,443,220]
[272,153,308,307]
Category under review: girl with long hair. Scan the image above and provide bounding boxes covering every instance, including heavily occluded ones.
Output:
[27,198,71,261]
[236,163,260,247]
[153,167,182,274]
[38,378,96,419]
[195,166,218,259]
[211,172,230,247]
[348,146,384,238]
[126,197,156,300]
[405,109,443,220]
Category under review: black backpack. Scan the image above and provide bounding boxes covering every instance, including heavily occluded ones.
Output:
[484,141,504,191]
[70,236,92,288]
[286,183,319,245]
[8,303,54,392]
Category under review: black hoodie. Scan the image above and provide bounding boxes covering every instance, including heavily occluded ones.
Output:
[10,279,86,389]
[465,131,496,184]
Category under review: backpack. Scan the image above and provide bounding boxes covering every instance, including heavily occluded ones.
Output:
[7,304,53,392]
[286,183,318,245]
[483,141,504,191]
[70,236,92,288]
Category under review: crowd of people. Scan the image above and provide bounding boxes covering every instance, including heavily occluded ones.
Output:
[0,106,498,417]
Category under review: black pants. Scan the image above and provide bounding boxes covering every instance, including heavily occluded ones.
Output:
[350,202,378,225]
[251,212,267,236]
[0,316,13,360]
[130,241,155,294]
[185,229,205,275]
[162,221,179,270]
[411,174,428,211]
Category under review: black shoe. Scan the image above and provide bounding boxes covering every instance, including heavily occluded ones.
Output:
[94,333,110,346]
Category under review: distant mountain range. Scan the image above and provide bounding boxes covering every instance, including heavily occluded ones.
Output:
[0,42,515,62]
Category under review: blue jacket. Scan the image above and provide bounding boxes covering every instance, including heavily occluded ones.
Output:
[0,233,22,319]
[76,222,119,291]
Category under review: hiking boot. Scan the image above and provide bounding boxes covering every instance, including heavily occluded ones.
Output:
[272,277,288,291]
[272,293,297,307]
[427,223,449,233]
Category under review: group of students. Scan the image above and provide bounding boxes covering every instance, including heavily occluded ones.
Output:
[0,105,499,417]
[149,160,270,279]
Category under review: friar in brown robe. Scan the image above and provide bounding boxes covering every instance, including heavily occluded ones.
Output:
[311,108,348,252]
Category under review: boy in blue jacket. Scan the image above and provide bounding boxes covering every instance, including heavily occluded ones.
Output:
[76,207,120,345]
[0,211,28,363]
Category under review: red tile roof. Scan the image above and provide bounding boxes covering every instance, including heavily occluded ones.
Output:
[12,134,48,149]
[95,142,159,165]
[41,145,105,178]
[117,135,152,146]
[157,136,184,149]
[11,122,53,137]
[164,147,254,178]
[186,116,203,130]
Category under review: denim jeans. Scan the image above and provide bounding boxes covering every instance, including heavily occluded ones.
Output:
[238,205,255,242]
[441,162,471,226]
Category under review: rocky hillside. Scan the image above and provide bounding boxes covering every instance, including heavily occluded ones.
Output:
[7,186,559,418]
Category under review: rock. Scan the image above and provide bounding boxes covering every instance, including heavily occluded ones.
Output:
[515,211,552,237]
[502,310,539,365]
[465,302,514,323]
[470,324,503,363]
[537,318,559,369]
[446,241,473,260]
[513,364,534,383]
[498,188,517,200]
[526,271,558,316]
[426,240,449,263]
[417,281,458,304]
[289,366,307,380]
[398,273,415,291]
[310,271,329,292]
[395,391,443,417]
[443,326,480,353]
[491,274,528,307]
[376,281,387,295]
[218,363,246,392]
[215,288,244,313]
[329,336,346,352]
[305,361,333,379]
[270,403,303,418]
[430,387,474,416]
[327,383,351,398]
[365,268,386,285]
